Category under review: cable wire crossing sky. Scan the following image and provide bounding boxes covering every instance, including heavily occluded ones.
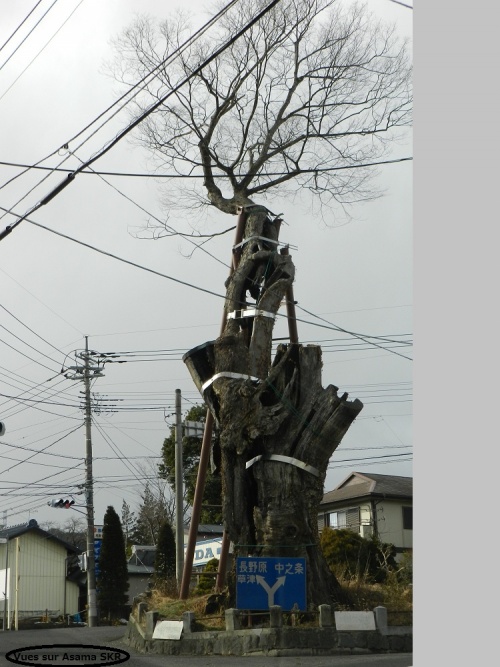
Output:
[0,0,412,528]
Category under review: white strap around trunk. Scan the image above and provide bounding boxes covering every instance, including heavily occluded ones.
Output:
[245,454,320,478]
[201,371,261,393]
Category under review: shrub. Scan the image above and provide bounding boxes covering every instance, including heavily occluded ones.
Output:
[320,527,397,583]
[193,558,219,595]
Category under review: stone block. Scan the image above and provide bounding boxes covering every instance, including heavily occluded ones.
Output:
[183,611,195,633]
[269,605,282,628]
[373,606,388,633]
[225,608,241,631]
[136,602,146,621]
[319,604,332,628]
[145,610,158,638]
[334,611,376,631]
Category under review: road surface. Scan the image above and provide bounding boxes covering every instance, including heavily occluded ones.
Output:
[0,626,412,667]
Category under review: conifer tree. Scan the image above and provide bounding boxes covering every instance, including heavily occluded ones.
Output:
[98,505,129,620]
[131,482,168,545]
[154,520,176,582]
[121,499,136,555]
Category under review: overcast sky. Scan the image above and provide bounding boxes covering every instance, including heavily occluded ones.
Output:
[0,0,413,530]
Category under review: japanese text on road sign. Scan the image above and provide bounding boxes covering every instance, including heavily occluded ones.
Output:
[236,556,306,611]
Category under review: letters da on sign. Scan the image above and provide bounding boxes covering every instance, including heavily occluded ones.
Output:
[186,538,223,567]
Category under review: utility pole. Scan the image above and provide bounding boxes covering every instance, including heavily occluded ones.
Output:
[82,336,98,628]
[56,339,105,626]
[175,389,184,589]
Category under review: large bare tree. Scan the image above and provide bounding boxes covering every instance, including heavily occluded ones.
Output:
[110,0,411,607]
[110,0,411,220]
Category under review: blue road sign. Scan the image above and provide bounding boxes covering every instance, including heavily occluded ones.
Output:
[236,557,306,611]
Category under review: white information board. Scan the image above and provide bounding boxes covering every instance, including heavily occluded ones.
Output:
[152,620,183,640]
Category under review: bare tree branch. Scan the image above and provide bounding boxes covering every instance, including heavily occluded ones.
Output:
[107,0,411,221]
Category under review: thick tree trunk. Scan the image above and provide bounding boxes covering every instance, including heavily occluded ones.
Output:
[184,207,363,607]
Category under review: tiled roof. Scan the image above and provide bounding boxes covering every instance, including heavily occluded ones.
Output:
[321,472,412,506]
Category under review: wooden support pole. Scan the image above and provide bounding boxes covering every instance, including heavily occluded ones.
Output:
[179,208,247,600]
[280,245,299,344]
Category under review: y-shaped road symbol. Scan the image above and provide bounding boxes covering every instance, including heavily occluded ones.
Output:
[255,575,286,607]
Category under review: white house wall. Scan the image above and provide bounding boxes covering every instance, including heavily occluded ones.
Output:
[0,541,14,621]
[65,579,80,616]
[4,534,79,618]
[318,499,412,553]
[375,500,412,550]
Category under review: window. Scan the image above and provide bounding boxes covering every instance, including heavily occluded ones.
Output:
[327,511,346,529]
[327,507,360,531]
[402,506,413,530]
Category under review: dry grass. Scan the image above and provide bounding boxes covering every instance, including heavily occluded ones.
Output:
[147,591,226,630]
[141,579,411,631]
[335,574,413,620]
[138,563,412,632]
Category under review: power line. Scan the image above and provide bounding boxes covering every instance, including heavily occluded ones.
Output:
[328,456,412,470]
[0,0,282,241]
[0,374,73,418]
[0,438,83,461]
[74,157,231,271]
[0,267,83,336]
[0,1,85,102]
[92,419,148,486]
[0,0,59,73]
[0,423,82,477]
[0,452,81,471]
[22,214,231,300]
[0,334,61,374]
[0,301,67,357]
[0,156,413,178]
[386,0,413,9]
[0,1,44,55]
[0,0,243,202]
[0,320,63,367]
[18,212,410,357]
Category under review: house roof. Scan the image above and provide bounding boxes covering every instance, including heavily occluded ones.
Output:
[321,472,412,506]
[128,546,156,568]
[0,518,81,554]
[195,524,224,536]
[128,564,155,576]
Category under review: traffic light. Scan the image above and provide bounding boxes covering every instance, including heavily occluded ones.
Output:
[48,497,75,509]
[0,421,5,436]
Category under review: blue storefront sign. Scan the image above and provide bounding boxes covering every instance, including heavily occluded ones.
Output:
[236,557,306,611]
[94,538,101,578]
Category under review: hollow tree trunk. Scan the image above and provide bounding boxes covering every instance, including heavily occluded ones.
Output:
[184,206,363,607]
